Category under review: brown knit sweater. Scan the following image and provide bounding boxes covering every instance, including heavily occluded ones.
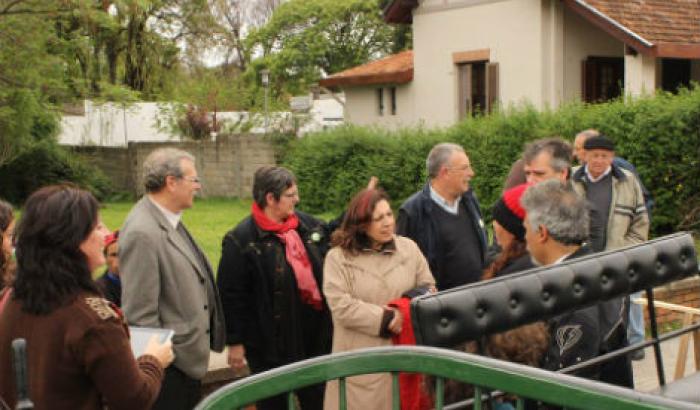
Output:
[0,292,164,410]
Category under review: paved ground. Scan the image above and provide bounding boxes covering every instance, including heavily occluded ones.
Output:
[633,336,698,393]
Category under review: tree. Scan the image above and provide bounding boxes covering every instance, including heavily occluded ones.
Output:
[245,0,400,97]
[0,5,65,166]
[208,0,280,73]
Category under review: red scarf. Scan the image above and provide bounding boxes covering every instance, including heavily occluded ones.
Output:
[252,202,322,310]
[389,297,432,410]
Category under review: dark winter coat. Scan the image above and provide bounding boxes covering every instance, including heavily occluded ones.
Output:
[216,211,332,369]
[396,183,488,289]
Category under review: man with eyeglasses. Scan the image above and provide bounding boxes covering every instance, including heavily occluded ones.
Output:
[120,147,226,410]
[397,143,487,290]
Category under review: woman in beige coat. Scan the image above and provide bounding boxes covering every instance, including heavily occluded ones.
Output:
[323,188,435,410]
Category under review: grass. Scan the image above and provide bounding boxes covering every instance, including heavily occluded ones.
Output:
[100,198,335,271]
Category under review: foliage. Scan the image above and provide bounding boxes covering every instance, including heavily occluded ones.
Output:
[100,198,254,271]
[0,140,113,204]
[245,0,399,98]
[176,104,220,141]
[0,9,66,166]
[284,88,700,236]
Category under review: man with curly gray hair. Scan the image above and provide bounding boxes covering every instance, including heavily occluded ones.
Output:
[521,179,633,388]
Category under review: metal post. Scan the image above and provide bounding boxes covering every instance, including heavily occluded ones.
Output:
[261,69,270,134]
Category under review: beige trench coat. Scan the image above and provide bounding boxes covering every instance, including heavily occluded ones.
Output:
[323,235,435,410]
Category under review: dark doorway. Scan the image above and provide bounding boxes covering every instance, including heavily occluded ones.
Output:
[661,58,691,93]
[582,56,624,103]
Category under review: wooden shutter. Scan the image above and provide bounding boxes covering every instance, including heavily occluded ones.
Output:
[458,64,472,120]
[486,62,499,113]
[582,59,597,103]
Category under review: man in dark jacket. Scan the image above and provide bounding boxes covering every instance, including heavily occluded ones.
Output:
[522,180,633,387]
[217,166,332,410]
[397,143,487,290]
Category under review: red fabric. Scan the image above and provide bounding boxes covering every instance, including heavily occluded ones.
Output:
[104,230,119,247]
[388,297,431,410]
[0,288,11,316]
[251,202,322,310]
[502,183,531,219]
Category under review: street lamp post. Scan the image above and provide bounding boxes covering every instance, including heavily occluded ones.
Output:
[261,69,270,134]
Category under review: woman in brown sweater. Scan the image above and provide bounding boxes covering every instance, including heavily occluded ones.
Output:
[0,199,15,308]
[0,185,173,410]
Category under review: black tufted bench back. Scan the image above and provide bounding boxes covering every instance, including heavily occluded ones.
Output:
[411,232,698,347]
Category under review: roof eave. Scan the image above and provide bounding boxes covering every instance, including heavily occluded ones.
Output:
[654,44,700,59]
[563,0,656,56]
[383,0,418,24]
[319,70,414,88]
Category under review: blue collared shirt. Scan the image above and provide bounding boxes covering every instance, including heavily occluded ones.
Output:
[429,185,460,215]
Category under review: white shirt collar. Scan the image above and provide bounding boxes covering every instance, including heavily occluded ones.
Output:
[429,184,459,215]
[552,251,576,265]
[148,195,182,229]
[585,165,612,183]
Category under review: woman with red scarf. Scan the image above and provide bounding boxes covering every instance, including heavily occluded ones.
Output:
[216,166,332,410]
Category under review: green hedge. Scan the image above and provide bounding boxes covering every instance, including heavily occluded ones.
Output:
[0,140,113,204]
[284,88,700,236]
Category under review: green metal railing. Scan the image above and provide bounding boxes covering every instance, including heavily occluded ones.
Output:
[196,346,696,410]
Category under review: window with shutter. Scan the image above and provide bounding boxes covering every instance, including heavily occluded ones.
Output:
[581,57,623,103]
[458,61,498,119]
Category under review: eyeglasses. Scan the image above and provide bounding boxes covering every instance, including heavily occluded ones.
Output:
[447,164,472,172]
[181,176,201,184]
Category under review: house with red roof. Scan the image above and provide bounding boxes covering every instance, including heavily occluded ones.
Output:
[321,0,700,128]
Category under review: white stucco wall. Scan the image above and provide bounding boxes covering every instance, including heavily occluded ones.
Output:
[411,0,544,127]
[59,101,179,146]
[562,6,624,102]
[342,84,415,129]
[625,53,658,97]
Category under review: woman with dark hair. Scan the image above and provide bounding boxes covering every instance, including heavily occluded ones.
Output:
[441,184,547,408]
[482,183,548,396]
[483,183,535,280]
[0,199,15,310]
[217,166,333,410]
[323,188,435,410]
[0,185,173,410]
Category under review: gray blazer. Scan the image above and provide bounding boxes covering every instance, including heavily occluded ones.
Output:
[120,196,225,380]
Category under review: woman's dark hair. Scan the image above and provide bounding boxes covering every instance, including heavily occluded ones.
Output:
[0,199,15,289]
[13,185,101,314]
[252,166,297,209]
[481,238,527,281]
[331,188,390,253]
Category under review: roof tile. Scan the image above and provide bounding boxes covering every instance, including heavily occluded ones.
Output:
[582,0,700,45]
[319,50,414,88]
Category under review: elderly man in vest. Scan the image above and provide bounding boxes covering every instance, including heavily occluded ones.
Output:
[571,135,649,387]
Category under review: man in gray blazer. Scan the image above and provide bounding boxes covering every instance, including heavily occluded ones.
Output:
[120,147,225,410]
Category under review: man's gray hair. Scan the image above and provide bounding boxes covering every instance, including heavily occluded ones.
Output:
[426,143,465,179]
[142,148,195,193]
[522,137,572,173]
[521,180,589,245]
